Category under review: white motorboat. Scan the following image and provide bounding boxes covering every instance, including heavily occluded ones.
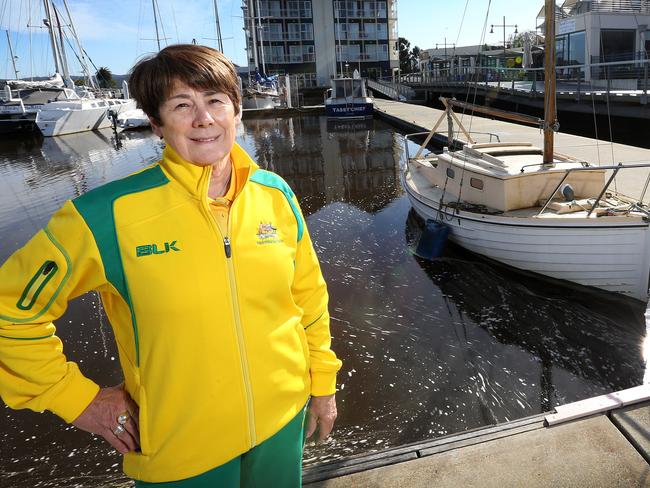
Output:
[116,108,151,130]
[324,77,373,119]
[400,0,650,302]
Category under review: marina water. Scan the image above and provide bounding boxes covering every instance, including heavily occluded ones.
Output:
[0,116,647,487]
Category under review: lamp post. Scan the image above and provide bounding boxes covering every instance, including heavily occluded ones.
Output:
[490,16,518,61]
[435,38,455,79]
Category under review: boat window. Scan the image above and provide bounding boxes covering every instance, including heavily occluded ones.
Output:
[91,102,97,108]
[352,80,363,97]
[446,167,455,179]
[470,177,484,190]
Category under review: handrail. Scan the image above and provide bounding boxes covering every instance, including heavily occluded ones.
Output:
[537,162,650,216]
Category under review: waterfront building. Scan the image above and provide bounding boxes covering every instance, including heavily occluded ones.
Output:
[538,0,649,87]
[241,0,399,88]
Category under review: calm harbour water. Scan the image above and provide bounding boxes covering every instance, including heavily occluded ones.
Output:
[0,116,648,487]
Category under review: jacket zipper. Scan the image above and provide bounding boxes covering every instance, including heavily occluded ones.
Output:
[200,167,257,449]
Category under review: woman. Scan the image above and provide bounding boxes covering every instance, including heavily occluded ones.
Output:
[0,44,341,486]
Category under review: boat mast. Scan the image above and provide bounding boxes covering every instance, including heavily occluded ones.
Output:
[62,0,96,88]
[543,0,557,164]
[213,0,223,52]
[255,0,266,75]
[52,4,71,84]
[43,0,62,75]
[246,0,259,78]
[5,30,19,79]
[152,0,161,51]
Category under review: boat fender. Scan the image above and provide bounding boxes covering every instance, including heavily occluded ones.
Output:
[561,183,575,202]
[415,220,449,260]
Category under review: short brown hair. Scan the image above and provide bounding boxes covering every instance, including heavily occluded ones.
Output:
[128,44,241,124]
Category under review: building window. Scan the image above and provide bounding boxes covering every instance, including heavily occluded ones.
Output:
[555,36,567,66]
[470,177,484,190]
[567,31,585,65]
[600,29,636,62]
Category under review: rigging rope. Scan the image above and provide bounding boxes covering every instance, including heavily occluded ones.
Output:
[436,0,492,222]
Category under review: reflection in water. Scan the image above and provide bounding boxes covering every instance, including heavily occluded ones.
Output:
[0,117,647,486]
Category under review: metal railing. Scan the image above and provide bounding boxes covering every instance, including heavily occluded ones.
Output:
[263,53,315,64]
[263,31,314,41]
[582,0,650,13]
[537,162,650,217]
[402,57,650,103]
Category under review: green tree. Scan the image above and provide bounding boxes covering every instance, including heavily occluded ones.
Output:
[399,37,412,73]
[411,45,421,72]
[509,30,541,49]
[96,66,116,88]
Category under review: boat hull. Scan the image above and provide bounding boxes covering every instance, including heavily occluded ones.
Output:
[325,102,373,118]
[402,170,650,301]
[242,94,278,110]
[0,113,38,134]
[36,100,136,137]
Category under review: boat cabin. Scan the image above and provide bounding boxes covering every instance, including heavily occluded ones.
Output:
[330,78,368,100]
[413,142,607,213]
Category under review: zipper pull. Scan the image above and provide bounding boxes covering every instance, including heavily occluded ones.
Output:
[224,237,232,258]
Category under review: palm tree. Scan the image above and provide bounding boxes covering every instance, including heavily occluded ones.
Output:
[96,66,116,88]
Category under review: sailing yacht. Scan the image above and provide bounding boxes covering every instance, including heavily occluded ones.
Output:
[3,0,136,137]
[401,0,650,301]
[0,76,65,134]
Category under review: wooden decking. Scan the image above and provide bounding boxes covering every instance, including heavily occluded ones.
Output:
[303,389,650,487]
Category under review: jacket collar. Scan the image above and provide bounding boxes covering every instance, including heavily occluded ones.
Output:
[158,142,258,199]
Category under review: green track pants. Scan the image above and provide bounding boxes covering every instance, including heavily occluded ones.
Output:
[135,406,307,488]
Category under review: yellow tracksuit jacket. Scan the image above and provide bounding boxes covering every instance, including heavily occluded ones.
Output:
[0,142,342,482]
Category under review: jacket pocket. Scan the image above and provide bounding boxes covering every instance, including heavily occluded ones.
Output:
[137,385,152,456]
[16,260,59,310]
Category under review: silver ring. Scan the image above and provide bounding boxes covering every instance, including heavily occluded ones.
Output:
[113,424,125,436]
[117,412,129,425]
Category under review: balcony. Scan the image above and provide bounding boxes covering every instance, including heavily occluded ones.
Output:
[335,8,388,18]
[259,7,312,18]
[263,31,314,41]
[336,31,387,41]
[265,53,316,64]
[336,53,389,62]
[566,0,650,14]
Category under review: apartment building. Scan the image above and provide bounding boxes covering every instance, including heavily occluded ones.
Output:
[242,0,399,87]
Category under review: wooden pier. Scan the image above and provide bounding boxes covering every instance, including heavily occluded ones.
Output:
[303,386,650,487]
[373,98,650,198]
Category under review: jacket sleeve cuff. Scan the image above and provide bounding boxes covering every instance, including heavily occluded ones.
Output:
[310,371,338,397]
[47,365,100,423]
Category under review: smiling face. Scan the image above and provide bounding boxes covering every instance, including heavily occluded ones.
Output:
[150,80,241,167]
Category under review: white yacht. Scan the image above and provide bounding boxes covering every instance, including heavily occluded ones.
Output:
[36,92,135,137]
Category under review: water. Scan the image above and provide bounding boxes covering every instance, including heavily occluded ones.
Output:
[0,117,647,486]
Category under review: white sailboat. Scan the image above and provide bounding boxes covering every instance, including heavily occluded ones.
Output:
[31,0,136,136]
[401,0,650,302]
[242,0,280,110]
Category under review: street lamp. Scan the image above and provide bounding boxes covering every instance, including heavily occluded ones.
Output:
[435,38,455,79]
[490,16,518,57]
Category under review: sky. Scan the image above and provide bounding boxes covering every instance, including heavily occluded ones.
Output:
[1,0,544,78]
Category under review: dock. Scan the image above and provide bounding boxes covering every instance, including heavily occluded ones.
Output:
[373,98,650,198]
[303,386,650,487]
